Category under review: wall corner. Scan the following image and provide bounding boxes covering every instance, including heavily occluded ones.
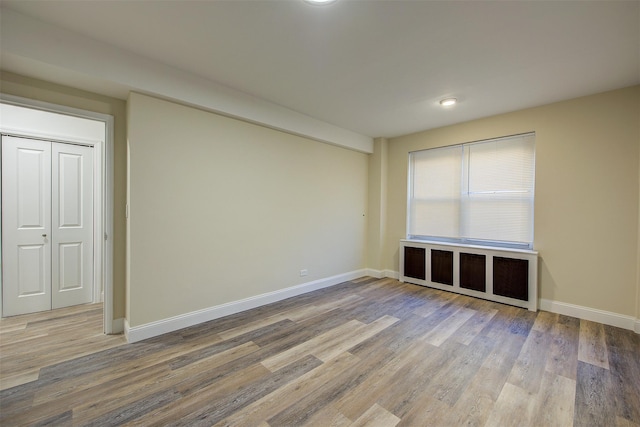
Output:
[367,137,389,272]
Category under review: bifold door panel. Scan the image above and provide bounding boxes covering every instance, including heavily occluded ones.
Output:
[2,135,93,316]
[2,137,52,315]
[51,143,94,309]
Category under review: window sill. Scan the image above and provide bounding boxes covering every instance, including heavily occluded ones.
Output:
[401,238,538,256]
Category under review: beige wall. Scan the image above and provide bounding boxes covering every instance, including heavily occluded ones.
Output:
[384,86,640,318]
[637,123,640,323]
[3,71,638,329]
[0,71,128,320]
[367,137,388,270]
[127,93,368,327]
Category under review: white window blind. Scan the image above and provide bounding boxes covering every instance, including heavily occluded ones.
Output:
[408,133,535,249]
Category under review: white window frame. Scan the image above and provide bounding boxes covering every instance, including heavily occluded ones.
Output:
[407,132,535,250]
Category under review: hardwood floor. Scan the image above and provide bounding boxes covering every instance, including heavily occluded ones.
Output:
[0,303,126,391]
[1,277,638,426]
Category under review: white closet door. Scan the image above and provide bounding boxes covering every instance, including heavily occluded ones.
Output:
[1,136,52,316]
[51,143,94,309]
[2,136,94,316]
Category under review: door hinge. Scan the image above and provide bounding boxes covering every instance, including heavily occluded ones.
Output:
[104,232,108,241]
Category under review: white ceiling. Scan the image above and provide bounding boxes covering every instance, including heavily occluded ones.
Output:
[1,0,639,143]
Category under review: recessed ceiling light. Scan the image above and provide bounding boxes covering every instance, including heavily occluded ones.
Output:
[304,0,338,5]
[439,98,457,107]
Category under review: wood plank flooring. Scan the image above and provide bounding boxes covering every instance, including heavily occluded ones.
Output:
[0,303,126,391]
[1,277,638,426]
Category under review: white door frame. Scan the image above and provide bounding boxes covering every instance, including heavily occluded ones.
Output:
[0,94,115,334]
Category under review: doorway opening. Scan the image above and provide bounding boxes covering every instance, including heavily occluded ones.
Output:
[0,95,114,334]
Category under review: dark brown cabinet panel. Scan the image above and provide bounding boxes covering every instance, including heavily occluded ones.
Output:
[431,250,453,285]
[400,241,537,311]
[404,247,426,280]
[493,257,529,301]
[460,253,486,292]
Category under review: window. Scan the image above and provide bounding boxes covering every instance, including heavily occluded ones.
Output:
[408,133,535,249]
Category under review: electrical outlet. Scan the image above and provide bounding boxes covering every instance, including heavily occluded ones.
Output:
[300,269,308,277]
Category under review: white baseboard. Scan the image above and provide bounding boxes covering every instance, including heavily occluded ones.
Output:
[124,319,131,343]
[365,269,382,278]
[365,269,399,280]
[123,272,640,342]
[539,298,638,333]
[384,270,400,280]
[125,269,368,343]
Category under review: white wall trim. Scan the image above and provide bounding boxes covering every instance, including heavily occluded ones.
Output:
[125,269,368,343]
[366,269,399,280]
[383,270,400,280]
[0,94,114,333]
[124,319,131,343]
[539,298,638,333]
[365,269,383,279]
[121,275,640,341]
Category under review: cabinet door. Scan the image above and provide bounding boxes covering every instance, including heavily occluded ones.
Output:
[493,257,528,301]
[460,252,486,292]
[404,247,426,280]
[431,249,453,286]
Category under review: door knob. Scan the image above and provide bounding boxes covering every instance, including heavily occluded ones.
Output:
[42,234,47,238]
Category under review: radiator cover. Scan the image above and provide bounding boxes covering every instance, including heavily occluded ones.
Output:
[400,239,538,311]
